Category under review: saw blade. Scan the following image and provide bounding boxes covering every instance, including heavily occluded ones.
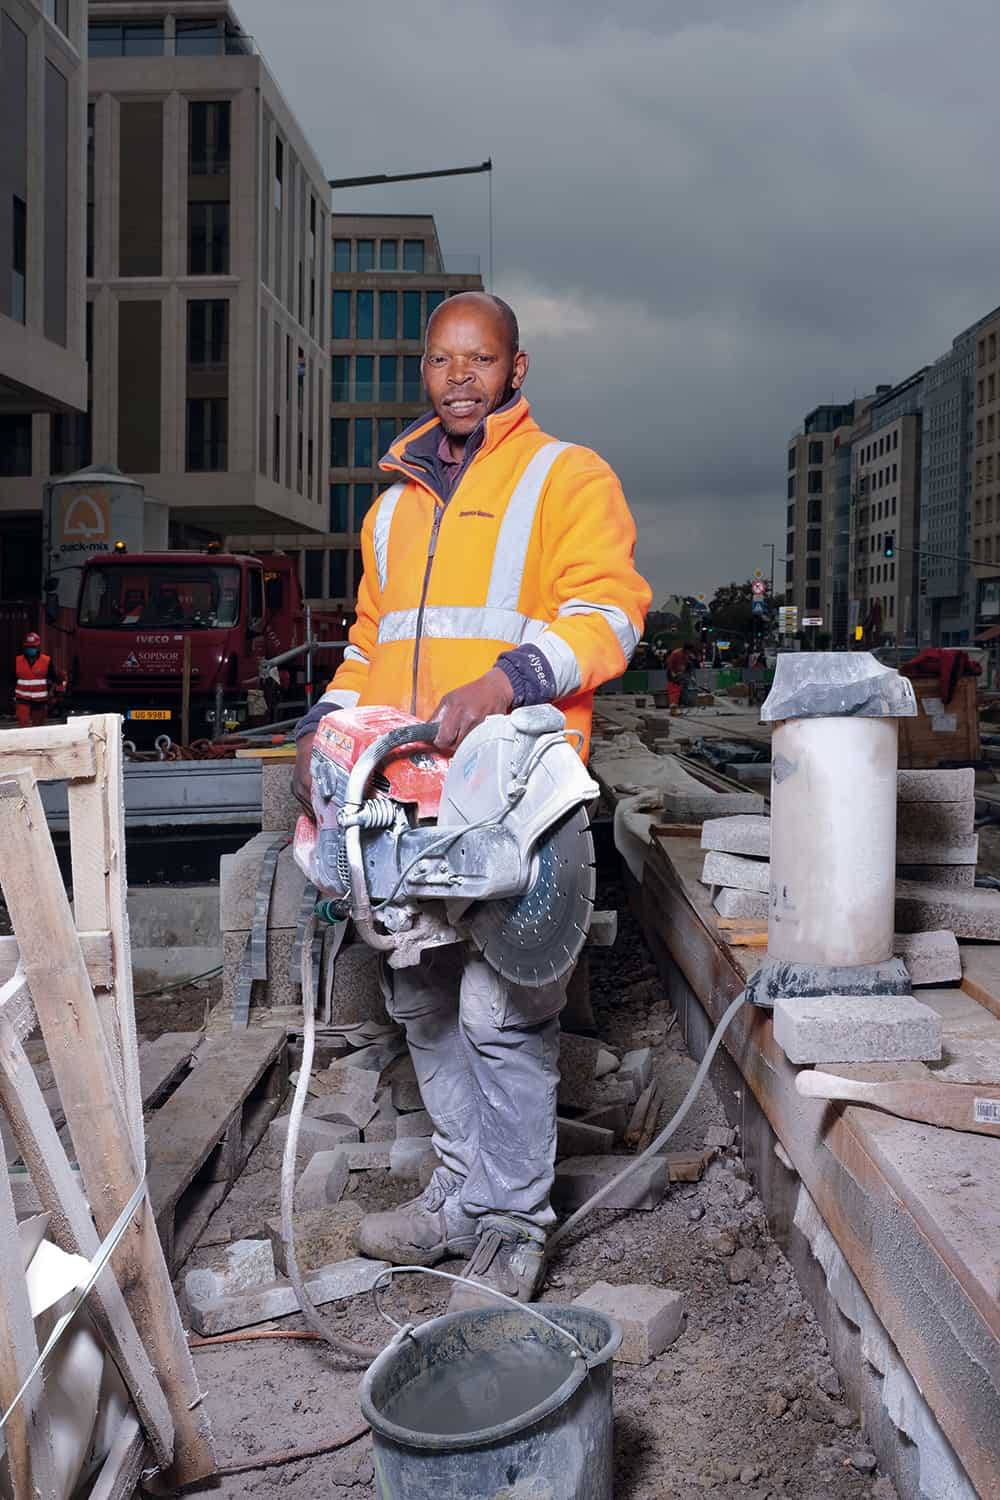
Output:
[465,806,596,987]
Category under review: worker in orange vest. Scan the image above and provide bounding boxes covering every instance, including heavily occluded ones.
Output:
[14,632,64,727]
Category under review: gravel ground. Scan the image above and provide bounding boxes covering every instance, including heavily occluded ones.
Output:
[170,888,897,1500]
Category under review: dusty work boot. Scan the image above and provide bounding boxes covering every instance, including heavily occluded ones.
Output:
[449,1217,547,1309]
[355,1168,478,1267]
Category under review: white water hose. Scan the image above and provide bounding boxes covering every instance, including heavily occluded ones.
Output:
[280,915,747,1361]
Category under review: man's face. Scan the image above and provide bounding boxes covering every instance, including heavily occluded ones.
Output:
[422,301,528,442]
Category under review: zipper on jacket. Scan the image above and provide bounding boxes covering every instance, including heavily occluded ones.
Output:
[410,503,444,715]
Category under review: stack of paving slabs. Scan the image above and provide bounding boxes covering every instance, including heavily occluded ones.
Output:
[699,814,771,927]
[895,769,1000,942]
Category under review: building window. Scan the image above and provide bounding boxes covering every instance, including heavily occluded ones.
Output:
[379,290,397,339]
[806,499,822,523]
[51,410,92,475]
[331,355,349,401]
[786,503,795,527]
[426,290,446,320]
[807,471,823,494]
[355,355,373,401]
[188,201,229,273]
[43,0,69,32]
[88,20,164,55]
[806,527,821,551]
[356,290,373,340]
[402,239,425,272]
[786,475,795,499]
[354,417,373,468]
[805,586,820,609]
[331,417,349,467]
[354,483,374,527]
[0,415,31,476]
[379,355,397,402]
[187,299,228,367]
[11,196,26,322]
[332,290,350,339]
[379,240,397,270]
[785,559,793,585]
[333,238,351,272]
[303,550,324,598]
[786,531,794,555]
[329,549,347,597]
[356,238,374,272]
[403,355,422,402]
[806,557,821,580]
[788,447,796,472]
[86,103,95,277]
[186,396,227,470]
[330,483,349,531]
[176,18,249,54]
[188,101,230,176]
[273,138,283,211]
[377,417,395,456]
[403,290,421,341]
[808,440,823,464]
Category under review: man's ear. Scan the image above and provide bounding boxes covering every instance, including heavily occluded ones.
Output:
[512,350,529,390]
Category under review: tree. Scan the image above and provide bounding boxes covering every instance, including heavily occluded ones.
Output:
[707,581,755,640]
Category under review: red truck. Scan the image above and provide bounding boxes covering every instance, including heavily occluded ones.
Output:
[65,549,339,741]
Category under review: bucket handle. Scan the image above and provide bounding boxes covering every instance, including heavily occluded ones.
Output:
[371,1265,593,1368]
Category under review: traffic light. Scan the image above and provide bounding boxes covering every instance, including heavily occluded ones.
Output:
[854,625,864,641]
[884,533,895,559]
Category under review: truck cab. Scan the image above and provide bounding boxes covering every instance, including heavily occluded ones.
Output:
[70,550,304,739]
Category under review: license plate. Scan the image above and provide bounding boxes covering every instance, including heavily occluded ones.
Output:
[127,709,172,721]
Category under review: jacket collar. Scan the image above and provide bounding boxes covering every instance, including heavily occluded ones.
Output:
[379,393,539,499]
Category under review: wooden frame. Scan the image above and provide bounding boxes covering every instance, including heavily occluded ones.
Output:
[0,716,217,1495]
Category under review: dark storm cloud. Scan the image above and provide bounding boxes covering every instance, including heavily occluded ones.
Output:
[237,0,1000,600]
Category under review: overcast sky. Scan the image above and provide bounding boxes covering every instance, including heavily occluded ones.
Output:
[238,0,1000,604]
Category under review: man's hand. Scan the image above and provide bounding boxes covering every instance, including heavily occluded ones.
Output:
[433,668,514,751]
[293,730,317,819]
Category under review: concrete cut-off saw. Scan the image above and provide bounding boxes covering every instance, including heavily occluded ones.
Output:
[293,704,600,985]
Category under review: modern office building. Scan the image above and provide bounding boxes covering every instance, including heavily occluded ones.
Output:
[971,308,1000,632]
[786,401,864,640]
[917,315,990,647]
[849,371,925,646]
[0,0,331,572]
[0,0,88,599]
[229,212,483,613]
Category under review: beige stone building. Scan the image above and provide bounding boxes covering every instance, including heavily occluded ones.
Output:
[849,371,925,646]
[230,212,483,612]
[0,0,330,567]
[785,401,864,641]
[0,0,88,597]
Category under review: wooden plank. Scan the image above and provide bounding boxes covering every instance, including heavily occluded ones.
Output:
[0,1154,57,1500]
[87,1412,146,1500]
[0,970,36,1043]
[138,1031,202,1112]
[0,768,216,1486]
[959,944,1000,1022]
[0,931,113,989]
[0,1012,174,1465]
[640,843,1000,1498]
[0,719,97,782]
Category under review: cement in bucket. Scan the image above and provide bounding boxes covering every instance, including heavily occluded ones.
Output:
[359,1303,622,1499]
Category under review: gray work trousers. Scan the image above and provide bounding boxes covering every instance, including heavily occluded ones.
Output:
[384,945,565,1232]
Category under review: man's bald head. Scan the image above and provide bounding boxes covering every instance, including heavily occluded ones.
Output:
[426,291,520,357]
[421,292,529,449]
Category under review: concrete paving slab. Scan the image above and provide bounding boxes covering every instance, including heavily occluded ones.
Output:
[772,994,943,1065]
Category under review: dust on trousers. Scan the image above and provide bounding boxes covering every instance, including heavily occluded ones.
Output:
[385,945,566,1232]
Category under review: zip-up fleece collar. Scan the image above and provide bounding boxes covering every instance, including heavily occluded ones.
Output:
[379,393,539,503]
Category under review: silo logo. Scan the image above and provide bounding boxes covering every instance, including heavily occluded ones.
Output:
[59,491,110,543]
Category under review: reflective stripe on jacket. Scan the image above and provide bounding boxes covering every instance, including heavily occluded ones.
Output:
[15,654,51,702]
[325,396,651,758]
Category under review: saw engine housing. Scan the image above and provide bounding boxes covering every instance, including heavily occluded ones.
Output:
[293,704,599,985]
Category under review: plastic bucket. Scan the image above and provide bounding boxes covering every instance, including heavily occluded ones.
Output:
[360,1303,621,1499]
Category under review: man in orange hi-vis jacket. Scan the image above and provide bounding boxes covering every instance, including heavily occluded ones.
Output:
[294,292,651,1302]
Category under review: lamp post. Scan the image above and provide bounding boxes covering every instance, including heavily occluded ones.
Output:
[763,542,775,596]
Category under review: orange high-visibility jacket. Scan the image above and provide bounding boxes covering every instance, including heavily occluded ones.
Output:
[15,654,52,703]
[324,397,651,757]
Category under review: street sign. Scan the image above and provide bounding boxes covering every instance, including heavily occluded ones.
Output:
[778,605,798,634]
[752,598,767,615]
[717,640,731,650]
[751,579,767,596]
[802,616,823,627]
